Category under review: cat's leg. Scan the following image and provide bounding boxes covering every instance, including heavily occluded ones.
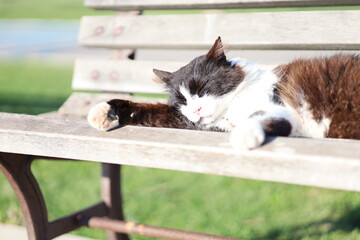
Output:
[88,99,196,131]
[230,107,293,150]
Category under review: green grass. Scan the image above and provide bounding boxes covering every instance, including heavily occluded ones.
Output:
[0,60,72,114]
[1,60,360,240]
[0,0,114,20]
[1,0,360,20]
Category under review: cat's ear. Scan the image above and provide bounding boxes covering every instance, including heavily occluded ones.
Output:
[153,69,173,83]
[206,36,226,62]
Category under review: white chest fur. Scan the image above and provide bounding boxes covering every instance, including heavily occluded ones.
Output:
[208,59,280,130]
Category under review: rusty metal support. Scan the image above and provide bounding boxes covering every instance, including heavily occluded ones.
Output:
[79,216,244,240]
[0,153,49,240]
[48,202,107,239]
[101,163,129,240]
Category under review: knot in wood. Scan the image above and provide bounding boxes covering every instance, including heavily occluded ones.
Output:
[114,26,124,36]
[94,26,104,36]
[91,70,100,80]
[110,71,119,80]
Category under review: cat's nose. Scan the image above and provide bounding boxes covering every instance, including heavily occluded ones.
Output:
[193,107,202,115]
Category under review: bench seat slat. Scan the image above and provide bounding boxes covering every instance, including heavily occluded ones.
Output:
[1,112,360,192]
[85,0,360,11]
[79,11,360,50]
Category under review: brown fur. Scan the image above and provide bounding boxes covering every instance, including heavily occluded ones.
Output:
[274,54,360,139]
[249,111,292,137]
[262,118,292,137]
[206,37,227,62]
[107,99,198,129]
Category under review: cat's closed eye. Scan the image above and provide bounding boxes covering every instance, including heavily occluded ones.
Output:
[176,91,187,105]
[189,79,208,97]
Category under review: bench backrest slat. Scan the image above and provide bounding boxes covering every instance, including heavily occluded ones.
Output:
[76,1,360,95]
[73,59,185,93]
[79,11,360,51]
[72,59,274,93]
[85,0,360,10]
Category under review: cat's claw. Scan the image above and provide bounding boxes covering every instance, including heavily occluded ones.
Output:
[230,120,265,150]
[87,102,119,131]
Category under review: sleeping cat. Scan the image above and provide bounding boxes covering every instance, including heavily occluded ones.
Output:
[87,37,360,149]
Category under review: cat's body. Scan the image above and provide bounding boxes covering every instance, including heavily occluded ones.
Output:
[88,37,360,149]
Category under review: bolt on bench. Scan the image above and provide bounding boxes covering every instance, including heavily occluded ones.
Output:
[1,0,360,239]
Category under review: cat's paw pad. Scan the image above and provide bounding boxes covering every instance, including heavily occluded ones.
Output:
[87,102,118,131]
[230,121,265,150]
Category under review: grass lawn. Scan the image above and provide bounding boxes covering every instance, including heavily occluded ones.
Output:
[1,60,360,240]
[0,0,113,20]
[1,0,360,20]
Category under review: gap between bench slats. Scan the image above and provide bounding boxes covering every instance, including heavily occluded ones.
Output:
[1,113,360,192]
[85,0,360,11]
[79,11,360,50]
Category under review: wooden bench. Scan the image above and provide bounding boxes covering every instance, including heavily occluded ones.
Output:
[1,1,360,239]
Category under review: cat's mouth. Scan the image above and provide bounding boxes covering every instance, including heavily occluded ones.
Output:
[198,115,214,124]
[188,115,212,124]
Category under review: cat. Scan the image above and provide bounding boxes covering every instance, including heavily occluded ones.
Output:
[87,37,360,150]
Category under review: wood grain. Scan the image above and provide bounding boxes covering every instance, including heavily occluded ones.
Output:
[72,59,185,94]
[79,11,360,50]
[1,113,360,192]
[85,0,360,10]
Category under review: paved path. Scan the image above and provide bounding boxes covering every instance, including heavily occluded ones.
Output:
[0,20,107,61]
[0,223,94,240]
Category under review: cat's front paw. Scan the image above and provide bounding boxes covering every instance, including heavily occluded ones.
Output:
[230,120,265,150]
[87,102,119,131]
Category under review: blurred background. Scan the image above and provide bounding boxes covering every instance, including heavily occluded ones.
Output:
[1,1,360,239]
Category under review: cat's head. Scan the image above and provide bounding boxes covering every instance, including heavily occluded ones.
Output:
[153,37,244,124]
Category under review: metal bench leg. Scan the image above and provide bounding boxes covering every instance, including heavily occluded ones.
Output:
[102,163,130,240]
[0,153,49,240]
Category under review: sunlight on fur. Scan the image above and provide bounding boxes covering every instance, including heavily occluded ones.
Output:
[87,102,118,131]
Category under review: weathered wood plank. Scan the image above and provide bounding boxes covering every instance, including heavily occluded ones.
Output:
[85,0,360,11]
[79,11,360,50]
[1,112,360,192]
[72,59,185,94]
